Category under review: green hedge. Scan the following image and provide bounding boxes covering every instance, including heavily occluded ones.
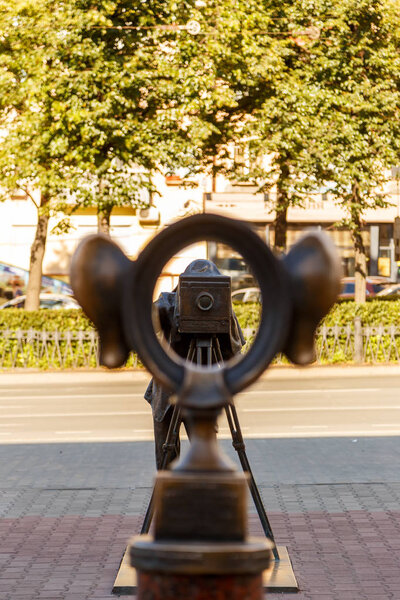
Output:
[232,302,261,329]
[0,309,93,331]
[1,300,400,369]
[235,299,400,330]
[234,300,400,365]
[0,305,263,334]
[1,300,400,333]
[322,300,400,326]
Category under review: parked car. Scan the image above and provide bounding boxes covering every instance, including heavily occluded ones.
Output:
[339,277,391,299]
[231,287,261,303]
[0,293,80,309]
[376,284,400,298]
[214,257,256,291]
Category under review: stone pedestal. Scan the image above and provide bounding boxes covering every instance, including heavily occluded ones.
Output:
[130,469,272,600]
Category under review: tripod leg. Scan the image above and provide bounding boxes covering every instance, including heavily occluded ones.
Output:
[187,338,196,363]
[225,403,280,561]
[207,343,212,366]
[212,337,223,367]
[197,345,203,363]
[140,488,155,534]
[141,403,182,534]
[212,337,279,557]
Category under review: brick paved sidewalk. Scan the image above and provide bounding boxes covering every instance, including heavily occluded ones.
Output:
[1,482,400,599]
[1,435,400,599]
[2,368,400,598]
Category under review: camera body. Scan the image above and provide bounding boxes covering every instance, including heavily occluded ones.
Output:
[177,273,232,334]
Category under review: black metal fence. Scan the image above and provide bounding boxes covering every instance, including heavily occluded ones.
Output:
[0,329,138,369]
[0,321,399,369]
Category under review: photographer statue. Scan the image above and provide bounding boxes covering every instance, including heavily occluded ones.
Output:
[71,214,341,600]
[145,259,245,469]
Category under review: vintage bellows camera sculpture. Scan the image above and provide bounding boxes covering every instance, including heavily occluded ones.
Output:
[177,269,232,335]
[70,214,341,600]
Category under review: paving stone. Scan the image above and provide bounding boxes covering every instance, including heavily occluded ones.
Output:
[0,434,400,598]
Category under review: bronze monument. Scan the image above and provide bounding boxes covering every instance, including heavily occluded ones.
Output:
[70,214,341,599]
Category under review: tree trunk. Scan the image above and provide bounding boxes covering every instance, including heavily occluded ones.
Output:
[274,204,288,253]
[274,164,290,253]
[274,207,287,253]
[97,206,112,236]
[351,195,367,304]
[24,194,50,311]
[354,234,367,303]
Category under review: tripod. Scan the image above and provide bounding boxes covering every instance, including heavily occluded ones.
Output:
[141,334,280,561]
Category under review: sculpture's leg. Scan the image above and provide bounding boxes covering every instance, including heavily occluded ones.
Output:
[224,403,280,561]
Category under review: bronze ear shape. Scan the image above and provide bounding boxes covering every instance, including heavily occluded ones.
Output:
[283,232,342,365]
[70,235,133,368]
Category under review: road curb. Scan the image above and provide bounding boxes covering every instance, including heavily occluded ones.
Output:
[262,363,400,379]
[0,369,150,385]
[2,363,400,385]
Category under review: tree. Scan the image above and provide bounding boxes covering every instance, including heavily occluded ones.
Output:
[0,0,295,310]
[155,0,288,185]
[3,0,399,310]
[0,1,68,309]
[166,1,336,252]
[181,0,400,278]
[309,0,400,302]
[233,2,331,253]
[0,0,188,308]
[245,78,329,252]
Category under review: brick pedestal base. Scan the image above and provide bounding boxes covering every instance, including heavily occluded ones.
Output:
[136,571,263,600]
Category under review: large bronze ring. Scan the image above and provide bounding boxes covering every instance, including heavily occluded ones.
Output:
[123,214,292,396]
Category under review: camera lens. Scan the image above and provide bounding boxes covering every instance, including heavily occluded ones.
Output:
[196,292,214,311]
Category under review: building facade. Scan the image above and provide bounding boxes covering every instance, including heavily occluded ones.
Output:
[0,168,399,298]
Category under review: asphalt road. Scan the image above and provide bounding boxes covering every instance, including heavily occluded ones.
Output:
[1,371,400,443]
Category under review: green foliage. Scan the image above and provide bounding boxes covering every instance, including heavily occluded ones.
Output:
[234,300,400,331]
[313,0,400,199]
[2,0,399,225]
[242,4,332,194]
[0,309,93,331]
[0,336,98,369]
[0,1,182,202]
[322,299,400,326]
[4,300,400,334]
[232,302,261,330]
[0,309,144,369]
[206,1,400,257]
[166,0,287,174]
[2,300,400,368]
[235,300,400,365]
